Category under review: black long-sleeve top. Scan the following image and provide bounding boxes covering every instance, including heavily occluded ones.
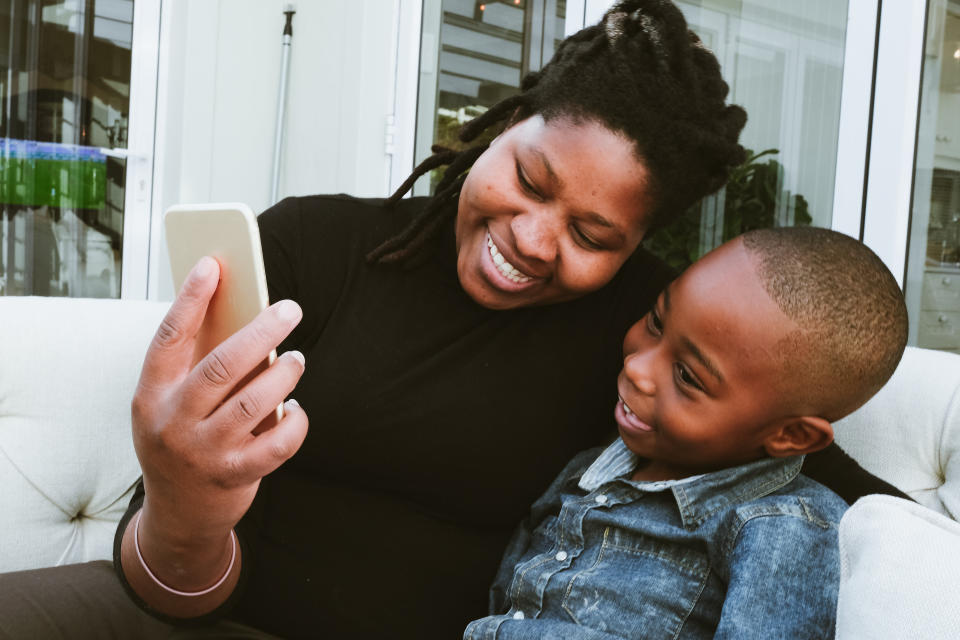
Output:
[115,195,908,639]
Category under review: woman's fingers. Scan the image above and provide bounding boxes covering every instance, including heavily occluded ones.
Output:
[138,257,220,392]
[228,399,309,485]
[179,299,303,420]
[205,350,306,445]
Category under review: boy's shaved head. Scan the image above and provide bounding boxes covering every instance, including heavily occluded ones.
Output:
[739,227,908,421]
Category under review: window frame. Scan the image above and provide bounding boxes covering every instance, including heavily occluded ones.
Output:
[120,0,161,299]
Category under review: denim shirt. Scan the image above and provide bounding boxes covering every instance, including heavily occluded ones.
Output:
[464,440,848,640]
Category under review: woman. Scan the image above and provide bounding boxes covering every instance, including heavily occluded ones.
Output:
[0,2,901,639]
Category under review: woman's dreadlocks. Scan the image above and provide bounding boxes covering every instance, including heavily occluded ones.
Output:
[368,0,747,268]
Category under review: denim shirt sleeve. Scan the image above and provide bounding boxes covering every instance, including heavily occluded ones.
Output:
[487,448,603,615]
[714,504,840,639]
[465,617,626,640]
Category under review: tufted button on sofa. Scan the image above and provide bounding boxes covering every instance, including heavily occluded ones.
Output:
[0,296,167,572]
[1,296,959,637]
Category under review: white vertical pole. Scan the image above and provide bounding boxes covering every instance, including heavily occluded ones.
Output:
[270,5,296,206]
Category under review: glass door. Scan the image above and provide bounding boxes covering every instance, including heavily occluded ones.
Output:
[412,0,567,195]
[1,0,156,298]
[548,0,874,271]
[905,0,960,352]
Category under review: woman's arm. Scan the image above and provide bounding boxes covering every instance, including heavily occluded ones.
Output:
[115,257,309,619]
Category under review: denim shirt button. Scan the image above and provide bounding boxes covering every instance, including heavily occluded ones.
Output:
[594,494,608,504]
[555,550,568,561]
[512,611,525,620]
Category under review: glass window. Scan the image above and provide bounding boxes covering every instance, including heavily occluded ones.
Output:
[645,0,850,270]
[414,0,853,268]
[413,0,566,195]
[905,0,960,352]
[1,0,134,298]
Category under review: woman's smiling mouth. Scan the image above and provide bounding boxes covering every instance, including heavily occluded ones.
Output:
[486,232,533,283]
[482,231,543,292]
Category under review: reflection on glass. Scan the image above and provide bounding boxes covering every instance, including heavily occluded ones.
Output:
[906,0,960,352]
[1,0,133,298]
[645,0,849,270]
[414,0,565,194]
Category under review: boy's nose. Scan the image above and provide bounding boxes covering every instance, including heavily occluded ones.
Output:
[623,352,657,396]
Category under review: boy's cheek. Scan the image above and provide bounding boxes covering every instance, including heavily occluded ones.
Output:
[622,320,646,355]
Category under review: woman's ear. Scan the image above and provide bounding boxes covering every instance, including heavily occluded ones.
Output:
[762,416,834,458]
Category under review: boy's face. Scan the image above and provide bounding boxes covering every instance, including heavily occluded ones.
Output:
[615,240,805,479]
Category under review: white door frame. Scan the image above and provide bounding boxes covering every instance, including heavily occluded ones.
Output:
[859,0,929,288]
[119,0,161,300]
[831,0,882,241]
[389,0,424,197]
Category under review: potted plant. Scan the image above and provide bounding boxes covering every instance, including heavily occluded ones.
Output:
[644,148,811,271]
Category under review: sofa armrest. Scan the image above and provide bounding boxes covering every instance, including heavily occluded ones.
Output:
[836,495,960,639]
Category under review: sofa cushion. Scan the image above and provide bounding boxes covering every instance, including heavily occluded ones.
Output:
[836,495,960,639]
[834,346,960,519]
[0,296,168,572]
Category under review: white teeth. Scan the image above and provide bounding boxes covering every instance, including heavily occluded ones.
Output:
[620,396,635,416]
[486,232,533,284]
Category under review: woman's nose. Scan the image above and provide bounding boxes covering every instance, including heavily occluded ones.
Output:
[511,210,559,263]
[623,351,657,396]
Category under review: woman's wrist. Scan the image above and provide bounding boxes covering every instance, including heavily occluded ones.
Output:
[119,506,241,618]
[133,509,237,597]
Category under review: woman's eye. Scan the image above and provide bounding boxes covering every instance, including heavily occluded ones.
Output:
[572,225,603,250]
[515,161,539,197]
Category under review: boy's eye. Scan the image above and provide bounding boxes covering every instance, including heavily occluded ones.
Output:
[646,308,663,335]
[674,363,703,392]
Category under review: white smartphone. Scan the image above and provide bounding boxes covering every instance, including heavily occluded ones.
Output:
[164,203,284,426]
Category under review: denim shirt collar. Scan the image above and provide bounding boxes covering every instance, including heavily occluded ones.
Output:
[576,438,805,529]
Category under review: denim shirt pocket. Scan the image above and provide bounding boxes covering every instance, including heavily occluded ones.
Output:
[561,526,711,639]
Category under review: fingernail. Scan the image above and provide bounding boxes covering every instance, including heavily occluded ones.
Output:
[285,398,300,408]
[286,350,305,365]
[196,256,216,277]
[276,300,302,323]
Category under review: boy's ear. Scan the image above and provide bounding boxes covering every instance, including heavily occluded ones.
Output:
[762,417,834,458]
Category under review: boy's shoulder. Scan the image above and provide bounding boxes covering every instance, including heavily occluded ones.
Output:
[721,472,849,537]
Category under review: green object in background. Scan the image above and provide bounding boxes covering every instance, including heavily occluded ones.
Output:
[0,138,106,210]
[644,148,812,272]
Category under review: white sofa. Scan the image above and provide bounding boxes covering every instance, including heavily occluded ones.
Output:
[1,296,959,636]
[0,297,167,571]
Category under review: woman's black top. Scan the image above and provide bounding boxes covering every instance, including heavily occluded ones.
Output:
[114,194,908,639]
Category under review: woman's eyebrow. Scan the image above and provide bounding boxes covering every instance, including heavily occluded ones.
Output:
[530,146,562,188]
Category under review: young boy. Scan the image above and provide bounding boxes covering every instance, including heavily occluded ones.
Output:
[465,227,908,640]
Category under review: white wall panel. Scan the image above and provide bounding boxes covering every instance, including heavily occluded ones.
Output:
[149,0,403,300]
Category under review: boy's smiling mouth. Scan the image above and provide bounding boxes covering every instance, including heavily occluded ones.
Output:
[616,395,655,433]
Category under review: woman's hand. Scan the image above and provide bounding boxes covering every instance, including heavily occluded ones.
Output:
[120,256,308,615]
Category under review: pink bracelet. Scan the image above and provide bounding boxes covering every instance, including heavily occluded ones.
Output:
[133,509,237,597]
